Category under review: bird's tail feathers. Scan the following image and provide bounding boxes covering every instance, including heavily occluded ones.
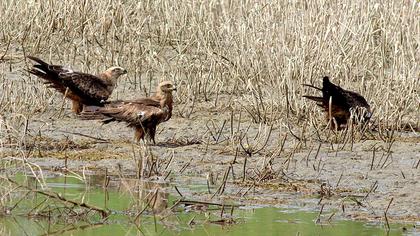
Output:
[27,56,49,67]
[302,84,322,91]
[25,68,46,77]
[303,95,324,103]
[27,56,58,80]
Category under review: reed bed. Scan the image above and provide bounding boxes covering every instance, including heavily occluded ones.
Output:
[0,0,417,127]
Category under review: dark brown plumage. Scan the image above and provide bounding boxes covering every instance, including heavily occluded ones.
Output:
[101,102,170,143]
[27,56,127,114]
[83,81,176,143]
[303,76,371,129]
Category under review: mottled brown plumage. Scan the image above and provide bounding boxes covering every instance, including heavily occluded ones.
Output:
[27,56,127,114]
[84,81,176,143]
[303,76,371,129]
[116,81,175,122]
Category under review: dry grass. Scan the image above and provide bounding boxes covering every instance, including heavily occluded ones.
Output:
[0,0,419,229]
[1,0,418,139]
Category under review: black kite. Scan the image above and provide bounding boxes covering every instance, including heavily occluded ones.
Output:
[27,56,127,114]
[83,81,176,143]
[303,76,371,129]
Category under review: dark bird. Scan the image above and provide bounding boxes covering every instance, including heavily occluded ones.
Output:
[27,56,127,114]
[82,81,176,143]
[303,76,372,129]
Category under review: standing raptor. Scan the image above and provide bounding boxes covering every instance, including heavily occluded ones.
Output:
[82,81,176,143]
[303,76,372,129]
[27,56,127,114]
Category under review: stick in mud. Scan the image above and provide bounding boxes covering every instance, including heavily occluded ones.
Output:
[174,185,184,198]
[335,172,343,188]
[134,188,159,221]
[384,197,394,231]
[315,204,325,224]
[6,177,109,218]
[180,157,193,174]
[415,159,420,169]
[304,144,314,167]
[212,166,231,198]
[178,200,242,208]
[370,146,377,170]
[363,180,378,201]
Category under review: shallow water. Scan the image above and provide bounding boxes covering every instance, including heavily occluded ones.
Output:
[0,174,415,236]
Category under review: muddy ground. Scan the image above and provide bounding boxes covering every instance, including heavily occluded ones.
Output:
[2,95,419,225]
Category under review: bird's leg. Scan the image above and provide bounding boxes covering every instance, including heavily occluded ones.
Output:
[145,134,155,145]
[149,126,157,145]
[143,127,155,145]
[134,127,145,142]
[72,100,83,114]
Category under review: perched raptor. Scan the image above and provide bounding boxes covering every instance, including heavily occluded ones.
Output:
[27,56,127,114]
[303,76,372,129]
[82,81,176,143]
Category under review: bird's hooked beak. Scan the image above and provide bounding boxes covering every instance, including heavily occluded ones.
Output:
[122,69,128,74]
[171,85,177,91]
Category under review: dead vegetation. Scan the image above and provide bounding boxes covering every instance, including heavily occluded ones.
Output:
[0,0,419,234]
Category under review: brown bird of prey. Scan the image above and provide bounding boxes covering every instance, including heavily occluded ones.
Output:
[86,81,176,143]
[27,56,127,114]
[303,76,372,129]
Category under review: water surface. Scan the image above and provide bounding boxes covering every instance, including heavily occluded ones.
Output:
[0,174,414,236]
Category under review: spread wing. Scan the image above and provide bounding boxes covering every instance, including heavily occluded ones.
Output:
[27,56,111,105]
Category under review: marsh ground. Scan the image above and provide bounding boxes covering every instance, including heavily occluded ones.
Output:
[2,89,419,224]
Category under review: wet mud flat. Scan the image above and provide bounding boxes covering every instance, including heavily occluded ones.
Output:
[2,103,419,226]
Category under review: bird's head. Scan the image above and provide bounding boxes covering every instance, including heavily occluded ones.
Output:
[106,66,128,80]
[322,76,332,88]
[157,81,177,94]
